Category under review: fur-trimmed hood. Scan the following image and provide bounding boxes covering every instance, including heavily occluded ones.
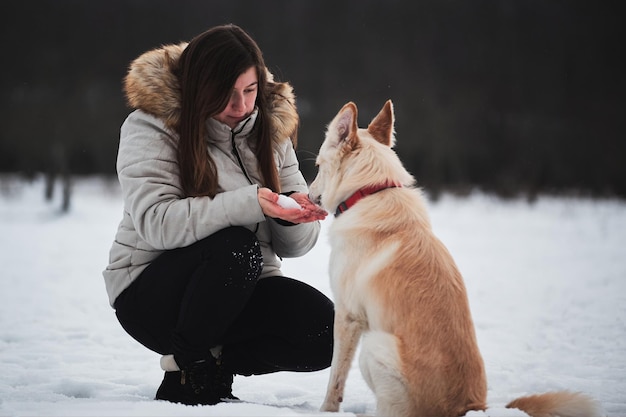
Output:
[123,42,299,143]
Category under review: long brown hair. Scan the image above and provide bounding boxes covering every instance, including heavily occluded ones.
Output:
[175,24,279,197]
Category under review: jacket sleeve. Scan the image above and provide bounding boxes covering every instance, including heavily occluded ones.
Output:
[117,111,266,250]
[267,139,321,258]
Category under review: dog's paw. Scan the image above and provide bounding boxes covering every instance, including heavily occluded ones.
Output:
[320,400,341,412]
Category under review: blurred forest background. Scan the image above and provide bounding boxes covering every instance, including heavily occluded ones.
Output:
[1,0,624,201]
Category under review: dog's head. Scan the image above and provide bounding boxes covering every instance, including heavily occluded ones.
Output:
[309,100,415,214]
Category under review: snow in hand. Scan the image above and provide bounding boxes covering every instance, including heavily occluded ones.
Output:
[277,194,302,210]
[1,176,624,416]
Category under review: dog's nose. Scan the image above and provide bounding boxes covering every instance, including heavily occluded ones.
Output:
[309,193,321,206]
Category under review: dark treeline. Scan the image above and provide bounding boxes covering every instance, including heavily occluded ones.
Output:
[1,0,624,199]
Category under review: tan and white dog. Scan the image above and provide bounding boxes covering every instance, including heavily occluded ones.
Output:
[309,100,600,417]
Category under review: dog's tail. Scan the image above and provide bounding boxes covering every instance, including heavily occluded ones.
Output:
[505,390,601,417]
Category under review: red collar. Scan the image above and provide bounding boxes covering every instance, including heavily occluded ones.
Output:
[335,182,401,217]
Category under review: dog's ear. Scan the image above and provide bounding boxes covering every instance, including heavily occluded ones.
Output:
[333,102,359,148]
[367,100,395,147]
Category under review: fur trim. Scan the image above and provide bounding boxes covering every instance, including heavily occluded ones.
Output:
[266,70,299,146]
[124,43,186,131]
[123,43,299,142]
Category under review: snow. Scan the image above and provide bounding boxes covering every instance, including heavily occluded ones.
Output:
[1,176,624,416]
[277,194,303,210]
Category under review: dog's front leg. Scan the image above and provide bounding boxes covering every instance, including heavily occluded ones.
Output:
[321,308,363,412]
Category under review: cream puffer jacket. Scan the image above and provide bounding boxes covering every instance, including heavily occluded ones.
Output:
[103,43,320,307]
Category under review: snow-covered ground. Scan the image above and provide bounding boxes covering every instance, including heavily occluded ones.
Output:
[1,176,624,416]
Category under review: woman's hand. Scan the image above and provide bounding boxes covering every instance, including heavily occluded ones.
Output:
[257,188,327,224]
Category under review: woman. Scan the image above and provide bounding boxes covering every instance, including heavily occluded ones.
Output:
[103,24,334,406]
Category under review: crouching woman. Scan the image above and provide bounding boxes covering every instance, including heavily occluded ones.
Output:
[103,24,334,406]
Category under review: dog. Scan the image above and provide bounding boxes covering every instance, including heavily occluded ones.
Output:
[309,100,600,417]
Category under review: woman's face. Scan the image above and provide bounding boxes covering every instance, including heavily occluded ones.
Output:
[214,66,258,129]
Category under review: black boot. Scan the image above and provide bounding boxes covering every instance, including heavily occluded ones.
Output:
[214,353,238,401]
[155,359,221,406]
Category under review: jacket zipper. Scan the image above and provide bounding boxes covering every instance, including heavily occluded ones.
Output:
[230,120,260,233]
[230,120,255,186]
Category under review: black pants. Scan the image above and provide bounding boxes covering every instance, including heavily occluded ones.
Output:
[114,226,334,376]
